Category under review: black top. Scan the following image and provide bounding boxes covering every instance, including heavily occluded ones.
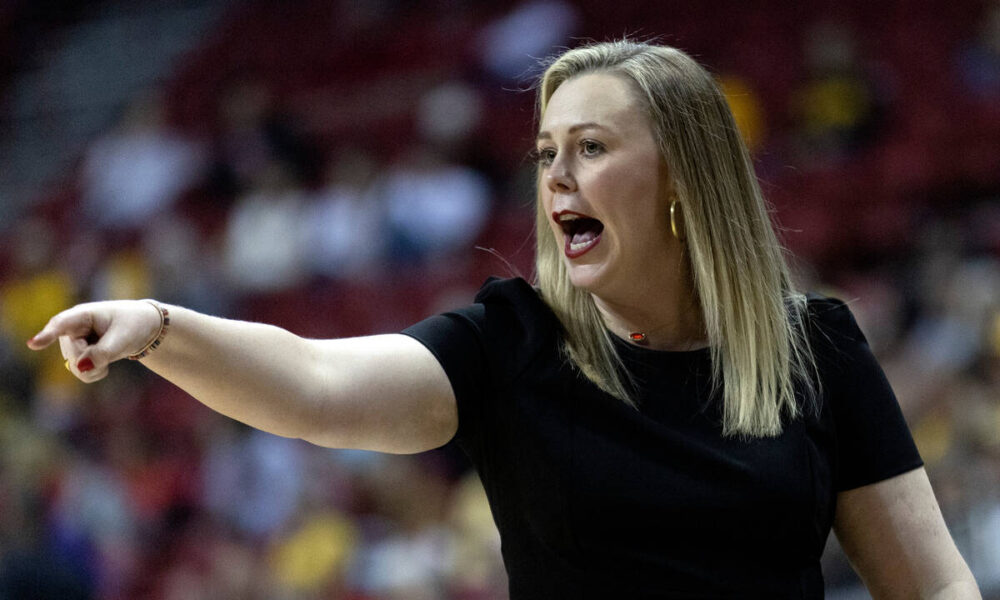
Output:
[401,277,923,599]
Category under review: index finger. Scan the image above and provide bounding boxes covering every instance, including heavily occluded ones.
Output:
[26,308,94,351]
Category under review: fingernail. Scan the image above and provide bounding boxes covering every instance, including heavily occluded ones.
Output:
[77,358,95,372]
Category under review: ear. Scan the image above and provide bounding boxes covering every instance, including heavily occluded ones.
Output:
[658,156,675,193]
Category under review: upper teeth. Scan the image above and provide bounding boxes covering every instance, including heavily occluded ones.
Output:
[559,214,580,222]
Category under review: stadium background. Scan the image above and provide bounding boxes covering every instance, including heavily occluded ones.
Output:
[0,0,998,598]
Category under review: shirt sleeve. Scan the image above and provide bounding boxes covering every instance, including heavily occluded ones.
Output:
[810,297,925,492]
[400,304,490,452]
[399,277,559,459]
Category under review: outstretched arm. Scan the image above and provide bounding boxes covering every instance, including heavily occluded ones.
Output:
[834,467,981,599]
[27,300,457,454]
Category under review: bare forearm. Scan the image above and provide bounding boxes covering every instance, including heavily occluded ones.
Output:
[923,579,982,599]
[140,305,325,439]
[836,469,982,600]
[28,299,457,454]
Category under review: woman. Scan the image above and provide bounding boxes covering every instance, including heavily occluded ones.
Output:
[28,41,979,598]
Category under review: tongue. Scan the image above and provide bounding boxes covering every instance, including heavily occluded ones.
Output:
[572,228,599,245]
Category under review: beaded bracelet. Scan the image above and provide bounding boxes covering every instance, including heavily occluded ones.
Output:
[128,300,170,360]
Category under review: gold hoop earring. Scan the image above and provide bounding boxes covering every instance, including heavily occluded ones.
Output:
[670,199,686,241]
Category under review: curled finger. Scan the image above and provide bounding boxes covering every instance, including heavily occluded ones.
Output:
[58,335,82,364]
[76,363,109,384]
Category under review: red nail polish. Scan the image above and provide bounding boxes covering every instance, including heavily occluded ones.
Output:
[77,358,95,372]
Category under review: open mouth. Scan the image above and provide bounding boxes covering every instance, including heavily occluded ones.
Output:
[556,211,604,258]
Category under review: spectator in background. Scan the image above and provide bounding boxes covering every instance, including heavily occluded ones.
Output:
[207,77,322,199]
[790,21,888,165]
[303,149,386,282]
[416,81,484,156]
[222,161,308,295]
[88,246,153,305]
[0,218,78,416]
[822,204,1000,594]
[446,471,508,598]
[266,448,360,598]
[201,420,305,541]
[945,336,1000,591]
[352,455,452,600]
[141,214,231,316]
[48,444,139,596]
[384,81,493,270]
[956,2,1000,101]
[0,218,74,360]
[383,145,491,266]
[717,75,766,153]
[80,93,204,233]
[477,0,579,82]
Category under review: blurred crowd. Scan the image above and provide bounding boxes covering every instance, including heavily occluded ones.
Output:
[0,0,999,598]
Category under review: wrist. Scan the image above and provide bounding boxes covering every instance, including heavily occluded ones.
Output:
[129,300,170,360]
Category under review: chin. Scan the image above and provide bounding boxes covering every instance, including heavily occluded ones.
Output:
[565,263,608,294]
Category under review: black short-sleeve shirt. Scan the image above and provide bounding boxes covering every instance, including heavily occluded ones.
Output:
[402,277,923,599]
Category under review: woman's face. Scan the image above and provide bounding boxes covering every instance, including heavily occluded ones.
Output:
[537,72,677,300]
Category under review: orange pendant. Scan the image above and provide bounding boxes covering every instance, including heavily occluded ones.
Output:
[628,332,646,342]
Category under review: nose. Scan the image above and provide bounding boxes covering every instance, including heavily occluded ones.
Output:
[546,161,576,194]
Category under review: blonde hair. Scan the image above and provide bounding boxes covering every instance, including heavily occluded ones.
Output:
[534,40,817,438]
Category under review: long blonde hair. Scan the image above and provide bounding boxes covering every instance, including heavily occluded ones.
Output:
[534,40,817,438]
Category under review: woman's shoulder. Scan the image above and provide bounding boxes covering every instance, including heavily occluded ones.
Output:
[460,276,562,380]
[804,293,865,340]
[402,277,561,390]
[473,276,545,307]
[470,276,560,339]
[801,292,877,374]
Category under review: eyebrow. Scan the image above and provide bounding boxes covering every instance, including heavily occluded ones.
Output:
[536,122,609,141]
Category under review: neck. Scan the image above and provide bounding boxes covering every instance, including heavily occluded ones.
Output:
[592,278,707,352]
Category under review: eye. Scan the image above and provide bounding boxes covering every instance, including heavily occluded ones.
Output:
[580,139,604,156]
[534,147,557,167]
